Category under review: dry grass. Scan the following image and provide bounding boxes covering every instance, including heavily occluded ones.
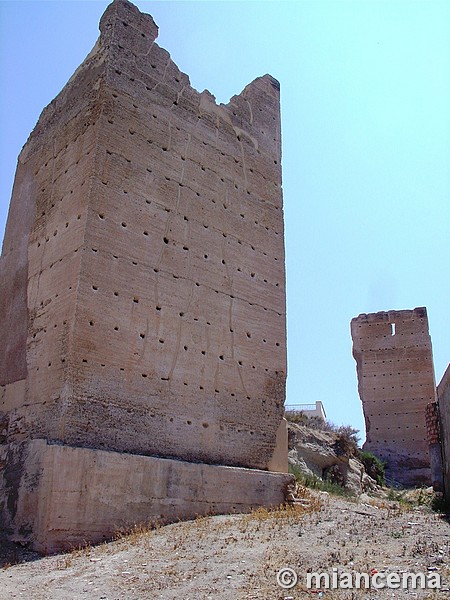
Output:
[243,488,321,524]
[1,492,448,598]
[88,489,322,556]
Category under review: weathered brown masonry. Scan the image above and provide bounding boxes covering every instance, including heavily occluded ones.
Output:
[0,0,291,552]
[351,308,436,487]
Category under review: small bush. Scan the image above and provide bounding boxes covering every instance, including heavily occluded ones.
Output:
[302,415,328,430]
[358,450,386,486]
[284,410,308,425]
[285,410,360,446]
[329,425,360,458]
[335,424,360,445]
[289,464,354,498]
[334,432,358,458]
[386,488,421,510]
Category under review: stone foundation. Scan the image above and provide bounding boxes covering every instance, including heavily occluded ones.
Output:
[3,440,292,554]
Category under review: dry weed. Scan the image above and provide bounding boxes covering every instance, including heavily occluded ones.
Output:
[56,555,73,570]
[242,490,321,529]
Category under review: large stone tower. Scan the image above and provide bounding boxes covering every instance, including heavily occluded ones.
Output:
[351,307,436,486]
[0,0,290,552]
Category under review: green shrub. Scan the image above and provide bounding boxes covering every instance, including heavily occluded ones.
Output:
[358,450,386,486]
[288,464,354,498]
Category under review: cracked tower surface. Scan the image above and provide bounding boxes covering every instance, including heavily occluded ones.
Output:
[351,308,436,487]
[0,0,291,552]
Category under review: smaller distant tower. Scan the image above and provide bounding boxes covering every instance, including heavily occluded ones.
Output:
[351,307,436,487]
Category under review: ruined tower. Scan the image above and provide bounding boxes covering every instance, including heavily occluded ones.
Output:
[0,0,290,552]
[351,308,436,486]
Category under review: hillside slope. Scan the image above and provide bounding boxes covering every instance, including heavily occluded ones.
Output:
[1,491,448,599]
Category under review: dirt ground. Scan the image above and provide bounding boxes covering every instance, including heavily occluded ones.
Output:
[1,489,449,599]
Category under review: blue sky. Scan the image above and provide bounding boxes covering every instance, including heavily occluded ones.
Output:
[1,1,449,439]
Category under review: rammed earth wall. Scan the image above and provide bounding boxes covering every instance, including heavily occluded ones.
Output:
[0,0,290,551]
[351,308,436,486]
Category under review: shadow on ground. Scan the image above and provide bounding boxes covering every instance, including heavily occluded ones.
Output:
[0,536,42,568]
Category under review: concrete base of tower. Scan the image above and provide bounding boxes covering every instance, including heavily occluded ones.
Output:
[0,439,293,554]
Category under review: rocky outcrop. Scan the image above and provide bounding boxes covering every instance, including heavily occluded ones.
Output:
[288,423,378,496]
